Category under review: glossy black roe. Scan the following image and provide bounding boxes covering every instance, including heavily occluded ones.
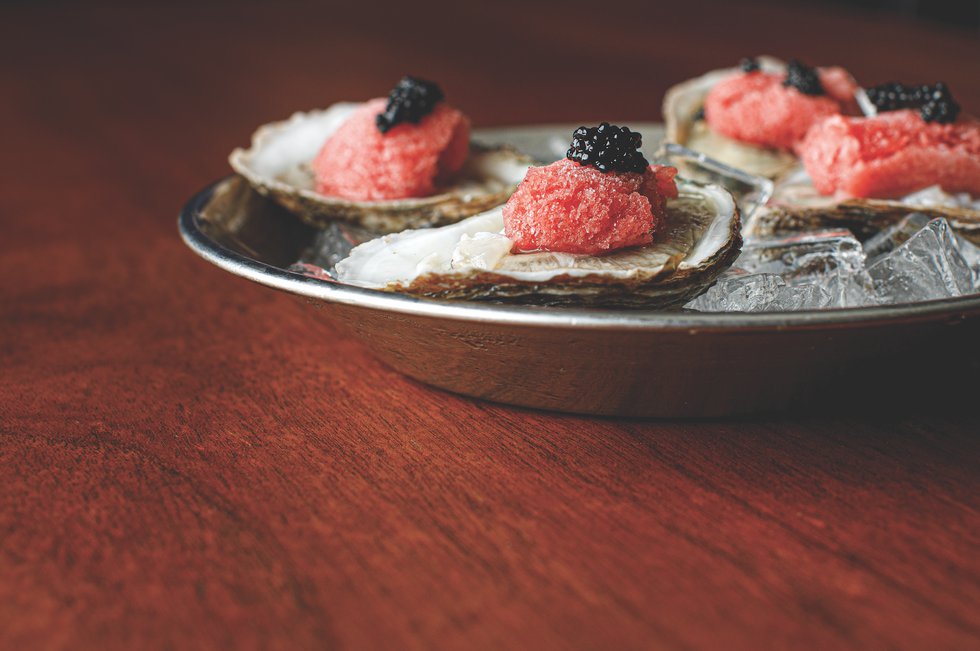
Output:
[740,58,760,73]
[782,60,824,95]
[867,81,960,124]
[866,82,924,112]
[376,76,445,134]
[920,85,960,123]
[566,123,649,174]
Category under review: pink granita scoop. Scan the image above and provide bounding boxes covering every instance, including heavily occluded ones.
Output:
[312,98,470,201]
[704,66,858,151]
[798,110,980,199]
[502,159,678,256]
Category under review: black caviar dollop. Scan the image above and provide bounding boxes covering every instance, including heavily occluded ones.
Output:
[866,81,960,124]
[376,76,445,134]
[866,82,928,111]
[740,58,760,73]
[782,59,824,96]
[566,123,649,174]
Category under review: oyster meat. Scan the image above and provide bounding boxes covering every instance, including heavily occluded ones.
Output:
[334,179,741,307]
[663,56,799,180]
[230,103,534,233]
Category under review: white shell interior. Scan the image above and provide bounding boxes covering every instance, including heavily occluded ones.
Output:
[335,182,737,289]
[236,104,359,190]
[230,103,531,199]
[666,57,798,179]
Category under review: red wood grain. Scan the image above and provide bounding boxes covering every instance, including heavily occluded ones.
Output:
[1,2,979,649]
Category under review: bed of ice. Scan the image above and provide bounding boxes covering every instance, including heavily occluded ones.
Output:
[292,141,980,312]
[656,145,980,312]
[297,210,980,312]
[685,214,980,312]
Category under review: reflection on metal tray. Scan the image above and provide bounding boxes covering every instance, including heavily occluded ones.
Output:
[179,125,980,417]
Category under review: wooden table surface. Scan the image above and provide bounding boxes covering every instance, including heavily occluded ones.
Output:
[2,1,979,649]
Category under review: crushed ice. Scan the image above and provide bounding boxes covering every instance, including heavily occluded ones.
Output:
[291,213,980,311]
[286,146,979,312]
[686,214,980,312]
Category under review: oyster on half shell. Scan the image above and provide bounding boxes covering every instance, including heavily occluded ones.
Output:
[664,63,980,244]
[229,103,534,233]
[663,56,799,180]
[334,179,741,308]
[747,178,980,245]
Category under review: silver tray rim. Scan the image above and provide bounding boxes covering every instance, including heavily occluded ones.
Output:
[179,123,980,332]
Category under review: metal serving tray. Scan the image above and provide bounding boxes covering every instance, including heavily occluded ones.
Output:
[179,124,980,417]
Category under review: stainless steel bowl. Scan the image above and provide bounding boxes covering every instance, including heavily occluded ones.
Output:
[179,125,980,417]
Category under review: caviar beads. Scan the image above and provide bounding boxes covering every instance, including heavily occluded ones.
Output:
[376,76,445,133]
[740,58,761,73]
[782,60,825,96]
[866,81,960,124]
[566,123,649,174]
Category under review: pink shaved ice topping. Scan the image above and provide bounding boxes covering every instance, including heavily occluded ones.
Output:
[313,98,470,201]
[705,67,858,151]
[502,159,678,256]
[799,110,980,198]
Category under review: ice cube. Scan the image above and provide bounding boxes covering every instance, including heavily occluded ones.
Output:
[863,213,931,263]
[953,235,980,290]
[685,273,781,312]
[300,222,375,271]
[685,272,832,312]
[777,283,834,311]
[867,218,974,303]
[736,230,875,307]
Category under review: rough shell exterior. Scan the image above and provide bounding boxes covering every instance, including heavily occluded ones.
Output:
[664,61,980,244]
[356,182,742,308]
[746,201,980,245]
[662,56,799,180]
[229,105,534,233]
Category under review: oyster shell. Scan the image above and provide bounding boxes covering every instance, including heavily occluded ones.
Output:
[663,56,799,180]
[748,199,980,245]
[747,171,980,245]
[663,62,980,244]
[229,103,534,233]
[334,179,741,307]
